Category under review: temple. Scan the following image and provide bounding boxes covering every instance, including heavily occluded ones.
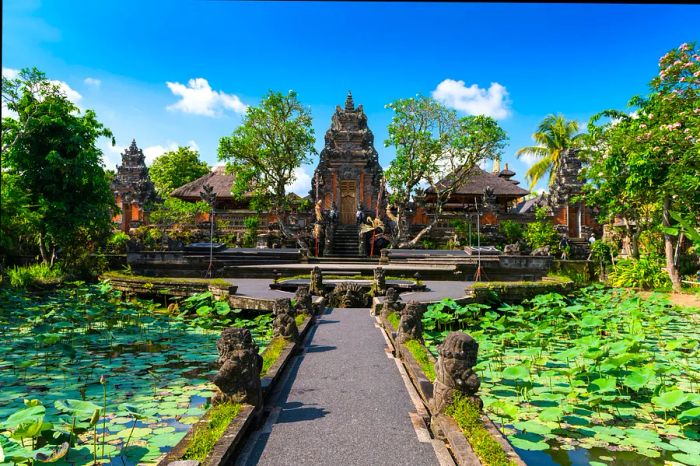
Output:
[111,140,158,232]
[311,91,386,224]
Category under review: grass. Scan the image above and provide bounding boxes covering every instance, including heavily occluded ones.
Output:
[182,402,241,461]
[101,270,230,287]
[294,313,307,327]
[446,394,517,466]
[403,339,436,382]
[386,311,400,330]
[5,263,65,288]
[260,337,289,376]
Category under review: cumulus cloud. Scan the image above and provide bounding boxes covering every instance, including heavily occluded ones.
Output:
[84,77,101,88]
[2,67,81,115]
[432,79,510,119]
[166,78,247,116]
[518,152,540,167]
[2,67,19,79]
[287,166,313,196]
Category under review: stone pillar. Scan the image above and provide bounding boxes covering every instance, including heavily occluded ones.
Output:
[272,298,299,342]
[432,332,481,414]
[397,301,424,344]
[212,328,262,406]
[373,267,387,297]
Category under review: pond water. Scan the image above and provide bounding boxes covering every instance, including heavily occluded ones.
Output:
[423,286,700,466]
[0,283,271,465]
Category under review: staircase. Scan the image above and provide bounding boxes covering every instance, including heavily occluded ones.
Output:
[331,225,360,257]
[569,237,591,259]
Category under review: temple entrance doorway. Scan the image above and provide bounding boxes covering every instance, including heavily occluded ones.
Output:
[340,180,356,225]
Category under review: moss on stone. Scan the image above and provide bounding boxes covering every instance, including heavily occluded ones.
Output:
[403,339,436,382]
[182,402,241,461]
[101,270,230,287]
[446,394,517,466]
[260,337,290,376]
[386,311,400,330]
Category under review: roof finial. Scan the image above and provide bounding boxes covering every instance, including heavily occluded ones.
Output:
[129,139,139,152]
[345,90,354,111]
[492,157,500,174]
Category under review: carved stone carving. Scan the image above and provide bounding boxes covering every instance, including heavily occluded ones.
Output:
[329,282,367,308]
[294,286,313,315]
[272,298,299,342]
[212,328,262,406]
[503,242,521,255]
[381,287,402,319]
[373,267,387,297]
[531,245,551,256]
[432,332,481,414]
[309,266,323,295]
[397,301,424,344]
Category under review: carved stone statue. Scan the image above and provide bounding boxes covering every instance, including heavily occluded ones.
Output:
[397,301,424,344]
[294,286,313,315]
[531,245,551,256]
[309,266,323,295]
[272,298,299,342]
[314,200,323,222]
[329,282,367,308]
[381,287,402,319]
[432,332,481,414]
[503,241,521,255]
[212,328,262,406]
[373,267,387,297]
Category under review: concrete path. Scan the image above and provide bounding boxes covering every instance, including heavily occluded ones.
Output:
[229,278,295,299]
[236,308,444,466]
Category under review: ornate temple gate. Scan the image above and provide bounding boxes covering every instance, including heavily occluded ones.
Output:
[340,180,356,224]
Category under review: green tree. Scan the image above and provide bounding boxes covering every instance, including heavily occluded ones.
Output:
[149,146,210,195]
[516,114,582,189]
[584,42,700,291]
[523,207,560,253]
[218,90,315,241]
[1,68,115,268]
[384,96,507,248]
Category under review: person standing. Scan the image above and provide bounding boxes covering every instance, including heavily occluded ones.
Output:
[356,205,365,225]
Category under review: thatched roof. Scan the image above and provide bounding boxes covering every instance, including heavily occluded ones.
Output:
[426,166,529,198]
[170,166,240,200]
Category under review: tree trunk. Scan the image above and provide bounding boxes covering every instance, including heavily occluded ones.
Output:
[398,221,435,249]
[662,195,682,292]
[38,231,49,264]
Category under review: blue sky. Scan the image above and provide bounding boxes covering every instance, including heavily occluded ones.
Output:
[3,1,698,194]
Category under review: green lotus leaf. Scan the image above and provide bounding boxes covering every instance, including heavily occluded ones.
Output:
[148,431,187,448]
[512,420,552,436]
[502,365,529,380]
[488,401,519,420]
[3,405,45,428]
[652,390,689,410]
[538,407,563,422]
[588,377,617,393]
[508,433,549,451]
[678,407,700,422]
[116,427,152,439]
[622,368,655,391]
[53,400,101,418]
[673,452,700,466]
[670,438,700,455]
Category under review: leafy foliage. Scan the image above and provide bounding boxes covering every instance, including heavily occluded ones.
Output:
[182,402,241,462]
[384,96,507,248]
[607,256,672,289]
[516,114,582,189]
[499,220,523,246]
[149,146,210,196]
[1,68,115,272]
[523,207,559,253]
[218,90,315,238]
[6,263,64,289]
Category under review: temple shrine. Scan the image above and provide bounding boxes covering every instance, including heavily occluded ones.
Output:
[111,140,158,232]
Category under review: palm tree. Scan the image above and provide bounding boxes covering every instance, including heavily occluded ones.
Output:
[516,114,582,189]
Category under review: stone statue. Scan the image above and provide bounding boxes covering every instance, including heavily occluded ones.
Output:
[381,287,402,319]
[373,267,387,297]
[531,245,550,256]
[293,286,313,315]
[309,266,323,295]
[272,298,299,342]
[329,282,367,308]
[314,200,323,222]
[212,328,262,406]
[503,241,521,255]
[433,332,481,413]
[397,301,424,344]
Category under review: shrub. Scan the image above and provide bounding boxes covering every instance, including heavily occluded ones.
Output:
[607,255,671,290]
[524,207,559,253]
[499,220,523,245]
[106,231,130,253]
[6,263,64,288]
[243,216,260,247]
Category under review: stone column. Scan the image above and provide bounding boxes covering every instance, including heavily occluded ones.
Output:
[432,332,481,413]
[212,328,263,406]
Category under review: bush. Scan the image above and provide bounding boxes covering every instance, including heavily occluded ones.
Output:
[499,220,523,245]
[524,207,559,254]
[106,231,130,253]
[243,216,260,247]
[6,263,64,288]
[607,255,671,290]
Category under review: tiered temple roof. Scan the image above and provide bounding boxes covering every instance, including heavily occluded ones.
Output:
[111,140,158,206]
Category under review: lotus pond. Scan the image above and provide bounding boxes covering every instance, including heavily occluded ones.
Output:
[423,286,700,466]
[0,282,272,465]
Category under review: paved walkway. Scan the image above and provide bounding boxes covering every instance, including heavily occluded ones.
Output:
[236,308,443,466]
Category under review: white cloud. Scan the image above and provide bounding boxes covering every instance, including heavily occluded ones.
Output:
[432,79,511,119]
[84,77,101,88]
[518,152,540,167]
[287,166,312,196]
[50,80,81,103]
[2,67,19,79]
[166,77,247,116]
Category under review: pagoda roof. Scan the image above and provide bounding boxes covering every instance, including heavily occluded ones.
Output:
[170,166,242,200]
[426,166,529,198]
